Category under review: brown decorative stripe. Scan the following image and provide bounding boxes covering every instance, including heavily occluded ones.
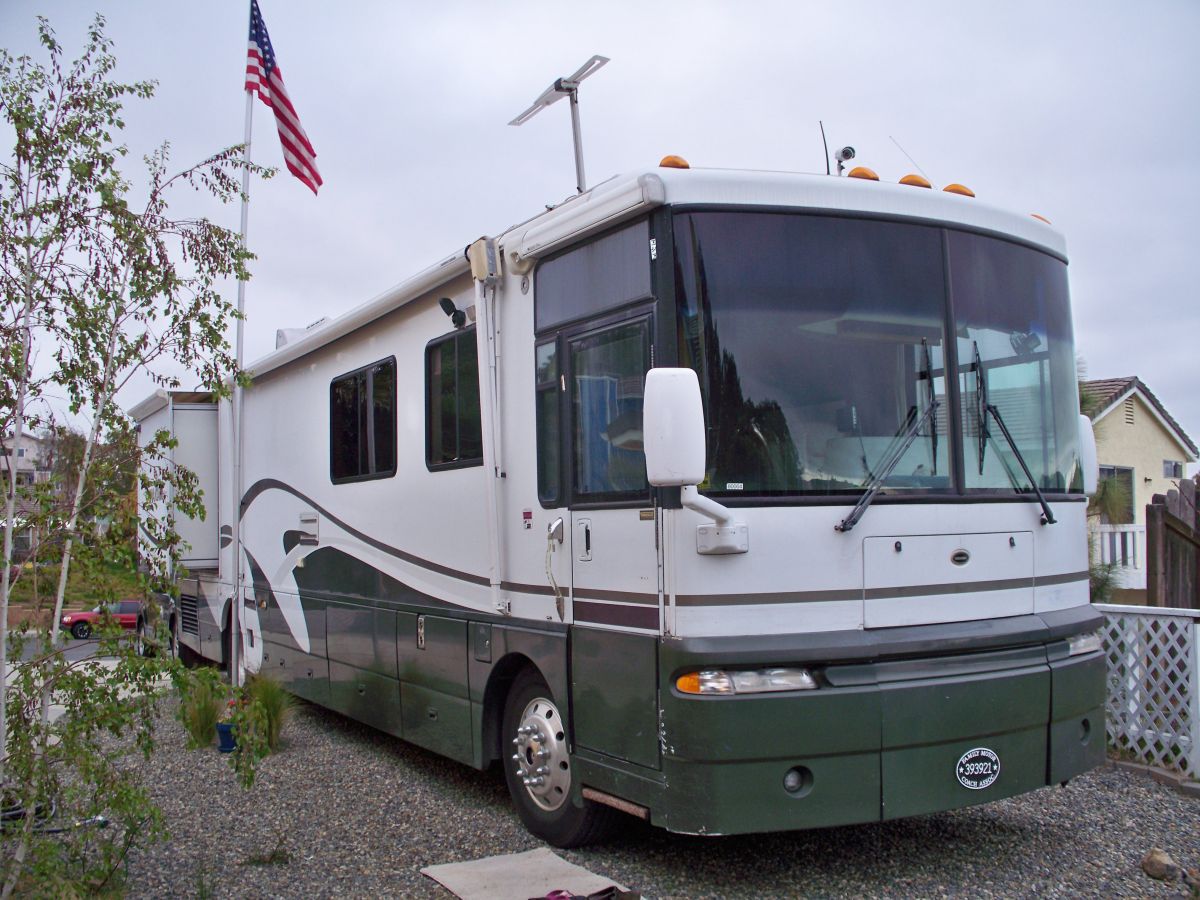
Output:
[573,587,659,605]
[573,600,658,630]
[499,580,557,596]
[242,479,490,586]
[676,589,861,607]
[864,577,1033,600]
[1034,571,1090,587]
[677,572,1088,608]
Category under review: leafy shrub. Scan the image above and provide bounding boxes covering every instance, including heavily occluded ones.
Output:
[177,668,225,748]
[245,673,295,751]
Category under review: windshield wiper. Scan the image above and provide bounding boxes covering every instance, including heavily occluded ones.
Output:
[973,341,1057,526]
[836,340,940,533]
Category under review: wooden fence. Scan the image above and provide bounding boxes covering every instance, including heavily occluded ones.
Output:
[1146,477,1199,609]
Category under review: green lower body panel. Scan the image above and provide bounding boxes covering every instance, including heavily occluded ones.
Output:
[632,643,1104,836]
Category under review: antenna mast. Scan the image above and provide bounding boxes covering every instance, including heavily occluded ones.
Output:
[509,55,609,194]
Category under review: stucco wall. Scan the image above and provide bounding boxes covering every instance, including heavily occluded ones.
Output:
[1093,393,1192,526]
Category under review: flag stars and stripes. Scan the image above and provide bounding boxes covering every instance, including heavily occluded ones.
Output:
[245,0,322,195]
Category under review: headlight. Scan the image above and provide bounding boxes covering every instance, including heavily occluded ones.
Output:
[1067,631,1102,657]
[676,667,818,695]
[62,616,73,624]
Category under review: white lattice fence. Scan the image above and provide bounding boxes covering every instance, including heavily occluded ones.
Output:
[1096,603,1200,779]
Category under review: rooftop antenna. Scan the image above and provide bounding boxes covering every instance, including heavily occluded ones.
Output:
[509,55,609,194]
[890,135,931,183]
[819,121,831,175]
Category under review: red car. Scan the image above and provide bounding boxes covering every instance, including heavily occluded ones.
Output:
[60,600,147,641]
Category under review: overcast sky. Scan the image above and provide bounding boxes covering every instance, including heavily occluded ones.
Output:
[4,1,1199,465]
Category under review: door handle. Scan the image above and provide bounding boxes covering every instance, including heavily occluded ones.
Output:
[576,518,592,561]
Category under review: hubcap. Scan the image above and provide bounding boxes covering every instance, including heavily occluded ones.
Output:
[510,696,570,812]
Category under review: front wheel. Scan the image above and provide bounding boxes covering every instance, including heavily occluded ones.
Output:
[501,669,615,848]
[71,622,91,640]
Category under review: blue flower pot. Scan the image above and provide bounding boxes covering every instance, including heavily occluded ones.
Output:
[216,722,236,753]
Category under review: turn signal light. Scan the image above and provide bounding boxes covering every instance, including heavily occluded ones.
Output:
[676,668,818,695]
[660,155,690,169]
[899,173,932,188]
[1031,213,1052,224]
[943,183,975,197]
[1067,632,1102,657]
[847,166,879,181]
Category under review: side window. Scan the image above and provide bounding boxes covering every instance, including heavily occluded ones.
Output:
[330,357,396,483]
[535,341,560,504]
[426,329,483,469]
[571,320,650,500]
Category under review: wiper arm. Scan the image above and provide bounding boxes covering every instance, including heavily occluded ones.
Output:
[982,402,1057,525]
[836,398,939,533]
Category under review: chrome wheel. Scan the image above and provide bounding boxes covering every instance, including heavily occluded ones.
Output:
[510,695,570,812]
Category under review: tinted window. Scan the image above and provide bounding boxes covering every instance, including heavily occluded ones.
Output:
[535,341,561,503]
[330,358,397,483]
[674,211,949,497]
[571,320,651,500]
[426,329,483,469]
[950,231,1079,492]
[535,220,651,332]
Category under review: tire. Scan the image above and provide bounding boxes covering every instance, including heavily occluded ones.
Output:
[71,622,91,640]
[178,640,203,668]
[135,619,151,657]
[501,668,616,848]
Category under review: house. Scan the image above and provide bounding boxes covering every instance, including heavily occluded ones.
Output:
[1,432,53,558]
[1081,376,1199,592]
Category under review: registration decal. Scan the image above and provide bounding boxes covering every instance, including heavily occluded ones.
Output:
[955,747,1000,790]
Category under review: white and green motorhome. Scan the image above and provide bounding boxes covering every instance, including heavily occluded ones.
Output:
[133,160,1106,846]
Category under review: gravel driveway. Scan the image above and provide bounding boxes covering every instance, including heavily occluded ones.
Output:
[125,698,1198,899]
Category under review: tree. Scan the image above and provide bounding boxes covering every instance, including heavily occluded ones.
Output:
[0,16,271,894]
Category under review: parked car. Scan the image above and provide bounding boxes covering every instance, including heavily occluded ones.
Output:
[60,600,148,650]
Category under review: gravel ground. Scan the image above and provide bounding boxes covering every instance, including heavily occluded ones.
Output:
[122,697,1199,899]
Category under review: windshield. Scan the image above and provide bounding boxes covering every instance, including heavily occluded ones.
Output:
[673,210,1080,499]
[950,230,1080,492]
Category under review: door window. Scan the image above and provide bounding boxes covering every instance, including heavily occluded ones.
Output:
[570,320,651,501]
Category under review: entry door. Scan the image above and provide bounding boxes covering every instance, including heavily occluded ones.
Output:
[566,316,662,769]
[567,317,661,633]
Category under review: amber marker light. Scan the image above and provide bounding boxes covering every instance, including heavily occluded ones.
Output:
[660,155,690,169]
[899,173,932,188]
[847,166,879,181]
[1031,213,1052,224]
[676,673,702,694]
[943,183,975,197]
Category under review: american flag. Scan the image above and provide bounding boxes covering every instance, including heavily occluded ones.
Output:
[244,0,322,195]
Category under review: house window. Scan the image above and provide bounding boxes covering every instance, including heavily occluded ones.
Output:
[16,449,24,458]
[1097,465,1135,524]
[426,329,482,469]
[1163,459,1183,479]
[330,357,397,483]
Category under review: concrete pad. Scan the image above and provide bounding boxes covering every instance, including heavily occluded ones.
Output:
[421,847,626,900]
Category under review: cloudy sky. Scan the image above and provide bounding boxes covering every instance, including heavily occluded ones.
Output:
[4,0,1199,464]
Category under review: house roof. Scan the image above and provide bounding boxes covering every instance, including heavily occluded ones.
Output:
[1082,376,1198,459]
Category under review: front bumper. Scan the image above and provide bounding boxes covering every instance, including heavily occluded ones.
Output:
[652,607,1105,835]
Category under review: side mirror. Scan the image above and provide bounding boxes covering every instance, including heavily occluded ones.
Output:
[1078,414,1098,495]
[643,368,706,487]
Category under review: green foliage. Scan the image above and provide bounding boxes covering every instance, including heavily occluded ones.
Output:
[1088,558,1121,605]
[244,673,295,752]
[175,666,224,749]
[0,14,275,897]
[0,628,175,896]
[173,667,283,789]
[1089,474,1133,525]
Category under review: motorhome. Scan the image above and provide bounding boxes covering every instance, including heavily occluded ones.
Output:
[132,159,1106,847]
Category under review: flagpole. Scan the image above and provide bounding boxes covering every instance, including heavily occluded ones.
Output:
[230,87,253,688]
